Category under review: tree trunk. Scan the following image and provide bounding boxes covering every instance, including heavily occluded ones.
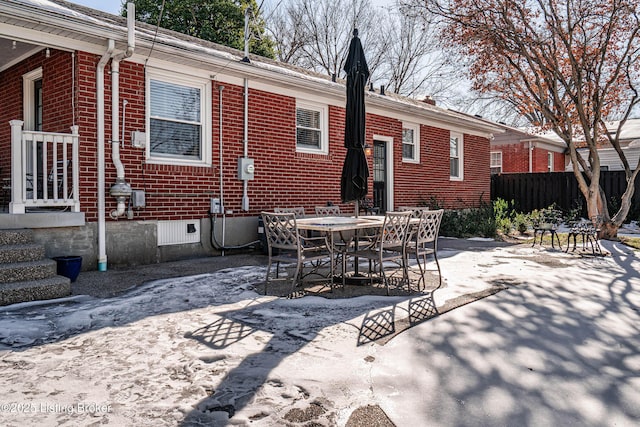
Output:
[599,221,619,240]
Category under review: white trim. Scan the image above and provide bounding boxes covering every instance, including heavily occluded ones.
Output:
[373,135,394,210]
[450,131,464,181]
[22,67,42,130]
[145,67,212,167]
[295,99,328,155]
[402,122,420,163]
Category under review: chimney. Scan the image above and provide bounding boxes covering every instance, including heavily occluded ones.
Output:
[380,85,385,96]
[422,96,436,105]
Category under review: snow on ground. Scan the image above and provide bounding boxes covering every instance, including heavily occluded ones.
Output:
[0,240,638,426]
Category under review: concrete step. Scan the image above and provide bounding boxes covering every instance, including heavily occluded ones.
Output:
[0,243,45,263]
[0,275,71,306]
[0,229,33,245]
[0,259,57,284]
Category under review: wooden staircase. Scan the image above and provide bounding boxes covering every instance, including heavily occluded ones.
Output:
[0,229,70,306]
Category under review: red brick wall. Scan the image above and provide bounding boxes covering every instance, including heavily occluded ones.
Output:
[2,49,493,220]
[0,49,78,196]
[498,142,566,173]
[499,143,530,173]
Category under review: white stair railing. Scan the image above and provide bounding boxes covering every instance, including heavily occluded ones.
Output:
[10,120,80,213]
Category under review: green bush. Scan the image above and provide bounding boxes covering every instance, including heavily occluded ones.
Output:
[425,196,496,238]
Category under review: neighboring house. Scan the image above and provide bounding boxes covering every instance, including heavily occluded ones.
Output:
[0,0,504,270]
[565,118,640,172]
[490,125,566,174]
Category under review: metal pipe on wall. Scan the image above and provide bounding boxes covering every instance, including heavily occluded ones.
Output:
[109,2,135,219]
[219,85,226,254]
[96,39,115,271]
[242,78,249,211]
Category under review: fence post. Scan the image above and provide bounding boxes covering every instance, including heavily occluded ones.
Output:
[9,120,25,214]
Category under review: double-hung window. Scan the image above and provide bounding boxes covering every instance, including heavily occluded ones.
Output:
[146,69,211,165]
[296,100,328,154]
[402,123,420,163]
[547,152,554,172]
[450,131,464,180]
[490,151,502,174]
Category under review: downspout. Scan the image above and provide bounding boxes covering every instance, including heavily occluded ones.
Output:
[97,39,115,271]
[529,141,533,173]
[242,78,249,211]
[219,85,226,254]
[109,2,135,218]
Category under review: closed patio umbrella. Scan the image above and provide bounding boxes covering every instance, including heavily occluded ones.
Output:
[340,28,370,212]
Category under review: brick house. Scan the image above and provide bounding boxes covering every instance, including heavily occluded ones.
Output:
[0,0,503,270]
[490,125,566,174]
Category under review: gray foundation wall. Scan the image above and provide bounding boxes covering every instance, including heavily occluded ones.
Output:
[31,216,261,271]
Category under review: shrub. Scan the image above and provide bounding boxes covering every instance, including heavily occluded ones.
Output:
[425,196,496,238]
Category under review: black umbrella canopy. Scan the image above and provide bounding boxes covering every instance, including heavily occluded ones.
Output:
[341,29,370,204]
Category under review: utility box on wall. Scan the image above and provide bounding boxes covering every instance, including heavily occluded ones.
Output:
[131,190,145,207]
[238,157,255,180]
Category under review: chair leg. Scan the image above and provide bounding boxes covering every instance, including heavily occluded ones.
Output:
[290,261,302,294]
[433,251,442,289]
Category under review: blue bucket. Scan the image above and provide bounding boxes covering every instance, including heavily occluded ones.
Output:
[53,256,83,283]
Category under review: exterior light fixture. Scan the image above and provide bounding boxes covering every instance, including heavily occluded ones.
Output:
[364,143,373,156]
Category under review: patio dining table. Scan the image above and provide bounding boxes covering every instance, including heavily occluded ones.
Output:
[296,215,385,282]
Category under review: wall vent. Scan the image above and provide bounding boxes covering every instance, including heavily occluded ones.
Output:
[157,220,200,246]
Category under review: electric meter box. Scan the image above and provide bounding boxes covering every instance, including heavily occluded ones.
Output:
[238,157,255,180]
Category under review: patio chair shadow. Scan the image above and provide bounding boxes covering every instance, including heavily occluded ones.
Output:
[180,295,404,425]
[357,292,439,346]
[184,316,255,350]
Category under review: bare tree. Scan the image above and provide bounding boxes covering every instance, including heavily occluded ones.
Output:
[376,6,457,98]
[415,0,640,238]
[266,0,459,95]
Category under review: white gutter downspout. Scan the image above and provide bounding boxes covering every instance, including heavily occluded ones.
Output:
[109,2,135,219]
[219,85,226,254]
[529,141,534,173]
[97,39,115,271]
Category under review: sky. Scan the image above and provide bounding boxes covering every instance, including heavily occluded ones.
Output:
[0,235,638,425]
[72,0,122,15]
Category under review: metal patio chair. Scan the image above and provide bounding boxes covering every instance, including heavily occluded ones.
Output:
[566,215,603,256]
[274,206,306,218]
[314,205,341,216]
[343,211,412,295]
[261,211,332,295]
[404,209,444,291]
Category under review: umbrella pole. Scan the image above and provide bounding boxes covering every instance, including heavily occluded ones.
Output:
[354,199,360,276]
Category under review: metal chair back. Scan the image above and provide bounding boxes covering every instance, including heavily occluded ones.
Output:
[274,207,306,218]
[262,212,300,252]
[315,205,341,216]
[415,209,444,245]
[379,211,412,250]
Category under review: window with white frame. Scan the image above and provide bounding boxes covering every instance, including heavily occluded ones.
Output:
[146,69,211,165]
[547,152,554,172]
[296,101,328,154]
[450,132,464,180]
[490,151,502,174]
[402,123,420,163]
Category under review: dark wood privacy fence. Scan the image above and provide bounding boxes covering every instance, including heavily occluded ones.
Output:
[491,171,640,216]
